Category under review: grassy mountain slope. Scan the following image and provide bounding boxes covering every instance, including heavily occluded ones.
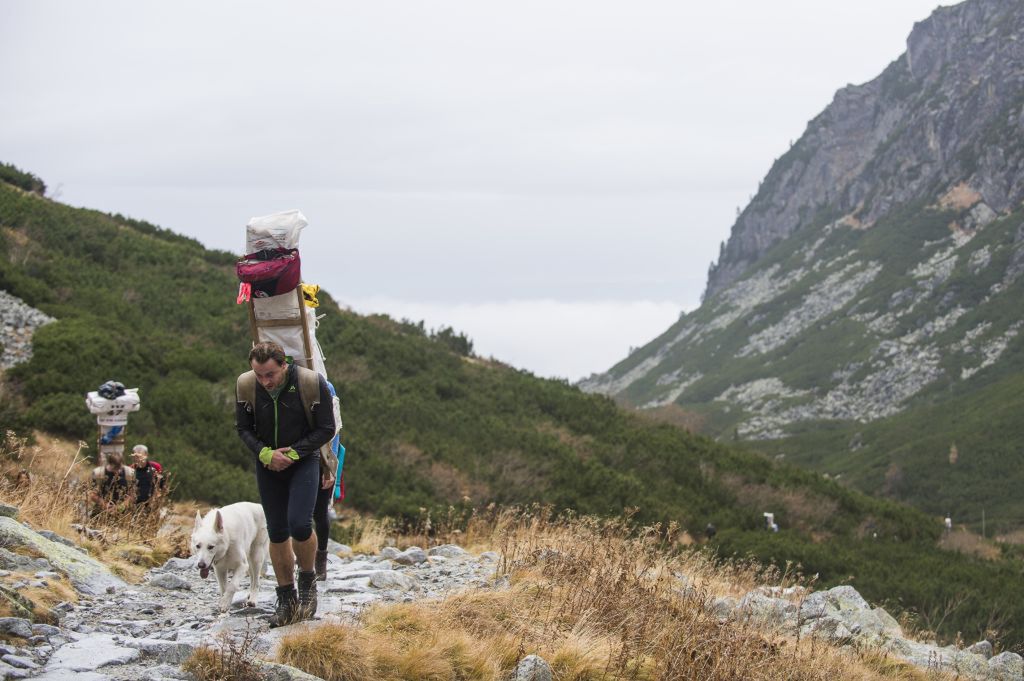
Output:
[2,169,1024,645]
[586,193,1024,533]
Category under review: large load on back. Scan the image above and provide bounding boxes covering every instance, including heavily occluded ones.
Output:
[235,210,344,494]
[85,380,140,464]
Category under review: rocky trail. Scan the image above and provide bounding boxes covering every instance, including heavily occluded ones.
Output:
[0,513,500,680]
[1,506,1023,681]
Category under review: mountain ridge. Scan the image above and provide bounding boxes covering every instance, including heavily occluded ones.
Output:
[581,0,1024,532]
[704,0,1024,299]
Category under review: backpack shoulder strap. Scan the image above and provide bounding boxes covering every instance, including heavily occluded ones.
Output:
[236,370,257,412]
[294,365,320,430]
[295,366,339,475]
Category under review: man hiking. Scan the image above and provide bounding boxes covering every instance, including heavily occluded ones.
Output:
[235,341,335,626]
[130,444,165,505]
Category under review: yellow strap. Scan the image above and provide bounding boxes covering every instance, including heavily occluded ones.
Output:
[301,283,320,308]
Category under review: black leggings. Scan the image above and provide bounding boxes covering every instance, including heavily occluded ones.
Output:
[313,483,333,551]
[255,453,319,544]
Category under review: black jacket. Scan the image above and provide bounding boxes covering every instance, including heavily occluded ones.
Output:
[235,364,335,461]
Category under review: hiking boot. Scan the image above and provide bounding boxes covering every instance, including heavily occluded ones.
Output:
[297,570,318,620]
[268,585,298,628]
[315,549,328,581]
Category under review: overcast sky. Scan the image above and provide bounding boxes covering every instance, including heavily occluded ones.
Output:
[1,1,947,380]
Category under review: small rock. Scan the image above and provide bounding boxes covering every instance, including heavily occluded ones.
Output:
[380,547,401,559]
[149,573,191,590]
[513,654,553,681]
[160,557,196,572]
[478,551,499,562]
[0,505,19,519]
[368,570,417,591]
[394,547,428,565]
[428,544,469,559]
[0,654,39,669]
[30,622,60,639]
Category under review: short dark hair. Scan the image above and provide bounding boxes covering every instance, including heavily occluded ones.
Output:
[249,341,287,365]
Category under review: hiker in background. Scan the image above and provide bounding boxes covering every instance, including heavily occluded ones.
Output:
[90,451,135,514]
[704,522,717,541]
[312,382,344,580]
[944,515,953,535]
[130,444,165,505]
[236,341,335,626]
[14,469,31,489]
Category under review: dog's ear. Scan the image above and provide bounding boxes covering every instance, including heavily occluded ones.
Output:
[215,510,224,533]
[194,510,202,531]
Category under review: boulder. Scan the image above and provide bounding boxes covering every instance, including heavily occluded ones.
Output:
[0,518,126,596]
[738,592,795,626]
[967,640,993,659]
[989,651,1024,680]
[0,618,33,639]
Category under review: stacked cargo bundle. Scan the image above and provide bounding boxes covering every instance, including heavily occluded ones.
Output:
[85,380,141,465]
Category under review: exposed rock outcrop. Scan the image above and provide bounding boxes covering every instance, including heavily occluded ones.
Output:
[705,0,1024,299]
[0,290,54,370]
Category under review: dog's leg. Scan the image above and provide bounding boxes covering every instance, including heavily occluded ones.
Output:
[247,534,268,606]
[217,567,234,612]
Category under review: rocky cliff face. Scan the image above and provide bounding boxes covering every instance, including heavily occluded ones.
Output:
[705,0,1024,300]
[582,0,1024,444]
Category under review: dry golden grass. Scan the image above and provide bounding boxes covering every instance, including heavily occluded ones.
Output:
[995,528,1024,545]
[280,507,953,681]
[182,626,265,681]
[0,431,187,583]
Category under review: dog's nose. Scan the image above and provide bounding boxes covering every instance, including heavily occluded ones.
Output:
[197,561,207,569]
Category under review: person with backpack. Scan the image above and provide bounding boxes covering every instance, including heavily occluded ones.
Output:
[235,341,335,627]
[90,451,135,514]
[130,444,165,505]
[312,381,345,580]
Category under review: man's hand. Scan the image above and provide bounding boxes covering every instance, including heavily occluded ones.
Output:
[321,471,336,490]
[267,448,296,472]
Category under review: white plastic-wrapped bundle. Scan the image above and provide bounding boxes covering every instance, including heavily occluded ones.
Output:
[252,294,327,378]
[85,389,141,425]
[246,209,307,253]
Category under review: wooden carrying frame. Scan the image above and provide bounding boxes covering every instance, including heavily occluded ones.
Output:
[247,286,315,370]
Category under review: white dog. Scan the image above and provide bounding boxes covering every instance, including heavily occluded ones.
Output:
[190,502,269,612]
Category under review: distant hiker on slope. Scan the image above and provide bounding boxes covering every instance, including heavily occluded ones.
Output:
[130,444,165,505]
[90,451,135,514]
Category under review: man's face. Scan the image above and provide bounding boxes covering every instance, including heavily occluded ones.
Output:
[131,450,147,466]
[252,358,287,391]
